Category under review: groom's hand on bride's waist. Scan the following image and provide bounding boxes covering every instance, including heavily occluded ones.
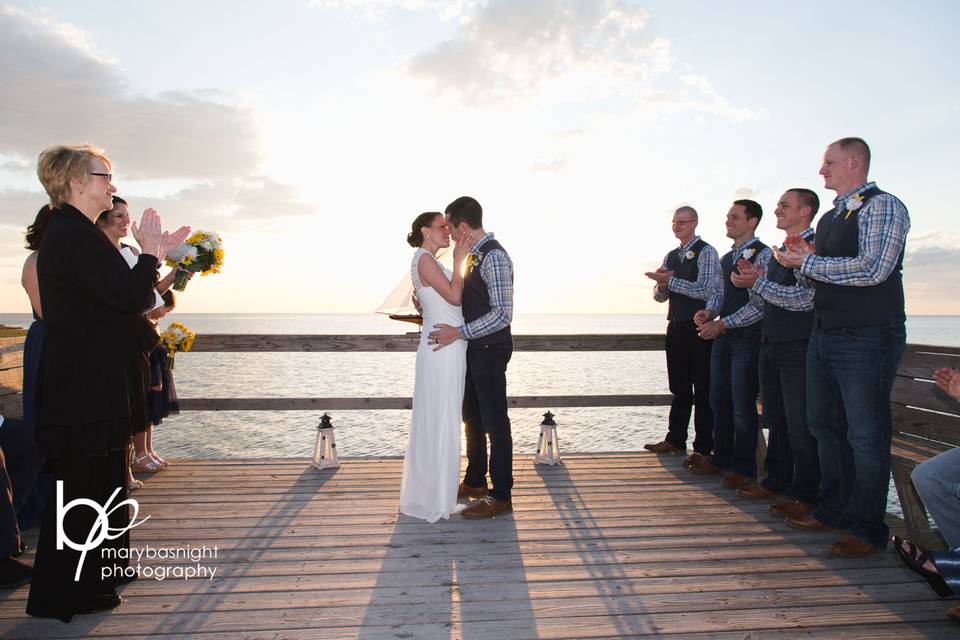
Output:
[428,324,461,351]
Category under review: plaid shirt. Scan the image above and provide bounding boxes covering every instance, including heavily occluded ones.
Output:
[459,233,514,340]
[751,227,815,312]
[799,182,910,287]
[653,236,723,311]
[717,238,772,329]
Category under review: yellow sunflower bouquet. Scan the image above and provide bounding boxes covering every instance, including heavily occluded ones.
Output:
[160,321,196,370]
[165,230,224,291]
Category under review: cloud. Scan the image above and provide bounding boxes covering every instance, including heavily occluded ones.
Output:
[0,6,260,179]
[407,1,665,102]
[309,0,476,21]
[127,177,318,228]
[0,189,47,229]
[396,0,754,122]
[530,159,568,173]
[903,242,960,314]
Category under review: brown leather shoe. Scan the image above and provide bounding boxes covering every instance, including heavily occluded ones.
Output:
[457,482,487,500]
[643,441,685,455]
[737,482,776,499]
[947,605,960,622]
[461,495,513,519]
[682,453,707,468]
[785,513,833,532]
[688,461,722,475]
[830,535,879,558]
[722,473,752,489]
[769,500,813,518]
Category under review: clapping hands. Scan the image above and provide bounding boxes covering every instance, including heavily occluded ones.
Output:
[773,235,814,269]
[644,267,674,289]
[731,258,763,288]
[131,208,191,260]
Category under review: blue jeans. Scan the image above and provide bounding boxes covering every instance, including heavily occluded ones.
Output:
[808,323,906,547]
[759,339,819,503]
[707,325,761,478]
[912,448,960,550]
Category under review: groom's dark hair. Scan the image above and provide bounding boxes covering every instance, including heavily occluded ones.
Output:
[445,196,482,229]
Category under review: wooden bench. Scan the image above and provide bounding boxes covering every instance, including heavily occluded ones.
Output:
[0,336,25,419]
[890,343,960,549]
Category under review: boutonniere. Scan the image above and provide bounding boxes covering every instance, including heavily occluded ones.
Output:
[467,251,483,274]
[741,247,756,260]
[844,193,864,219]
[684,250,696,260]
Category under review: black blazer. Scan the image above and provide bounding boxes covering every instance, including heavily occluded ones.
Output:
[36,204,159,455]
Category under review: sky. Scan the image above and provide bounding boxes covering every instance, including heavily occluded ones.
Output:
[1,0,958,315]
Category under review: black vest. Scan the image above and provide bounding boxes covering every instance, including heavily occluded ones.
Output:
[762,233,815,343]
[462,238,513,346]
[664,238,709,322]
[812,187,906,329]
[720,239,768,320]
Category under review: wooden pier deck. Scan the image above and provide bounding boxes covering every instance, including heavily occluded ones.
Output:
[0,453,955,639]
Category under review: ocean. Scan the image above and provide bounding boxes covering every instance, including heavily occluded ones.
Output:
[2,313,957,462]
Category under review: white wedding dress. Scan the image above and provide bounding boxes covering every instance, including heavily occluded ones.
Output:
[399,248,468,522]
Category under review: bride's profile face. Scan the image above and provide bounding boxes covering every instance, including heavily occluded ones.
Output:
[423,216,451,249]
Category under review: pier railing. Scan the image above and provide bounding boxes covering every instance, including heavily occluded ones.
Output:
[177,333,670,411]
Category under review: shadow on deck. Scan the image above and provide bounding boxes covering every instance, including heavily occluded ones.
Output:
[0,453,955,639]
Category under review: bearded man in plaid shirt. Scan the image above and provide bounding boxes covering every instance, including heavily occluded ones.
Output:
[774,137,910,558]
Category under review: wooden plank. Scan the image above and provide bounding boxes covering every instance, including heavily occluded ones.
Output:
[0,392,22,418]
[904,343,960,356]
[0,336,24,370]
[177,393,672,411]
[0,366,23,394]
[891,405,960,446]
[189,333,666,353]
[0,454,943,639]
[897,350,960,379]
[891,376,960,415]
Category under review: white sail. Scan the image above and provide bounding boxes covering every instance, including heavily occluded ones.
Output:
[375,272,417,316]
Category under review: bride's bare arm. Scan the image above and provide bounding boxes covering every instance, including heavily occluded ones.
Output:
[418,253,464,306]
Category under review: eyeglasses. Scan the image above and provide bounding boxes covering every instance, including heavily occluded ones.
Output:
[89,172,113,181]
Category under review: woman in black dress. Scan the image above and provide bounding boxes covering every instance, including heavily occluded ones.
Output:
[25,145,189,621]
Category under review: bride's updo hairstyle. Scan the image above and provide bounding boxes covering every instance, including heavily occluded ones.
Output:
[406,211,442,248]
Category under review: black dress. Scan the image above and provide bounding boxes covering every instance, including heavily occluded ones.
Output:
[149,344,179,425]
[27,204,159,622]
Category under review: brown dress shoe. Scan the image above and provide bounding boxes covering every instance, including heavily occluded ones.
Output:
[737,482,776,499]
[457,482,487,500]
[643,441,685,455]
[682,453,707,468]
[688,461,722,475]
[785,513,832,532]
[722,473,752,489]
[461,495,513,519]
[830,535,879,558]
[769,500,813,518]
[947,605,960,622]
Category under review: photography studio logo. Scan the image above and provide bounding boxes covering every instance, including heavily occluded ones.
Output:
[56,481,151,581]
[55,481,219,582]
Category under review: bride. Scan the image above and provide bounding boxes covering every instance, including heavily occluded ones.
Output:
[399,211,472,522]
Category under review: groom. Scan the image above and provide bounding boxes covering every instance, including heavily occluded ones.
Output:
[428,196,515,518]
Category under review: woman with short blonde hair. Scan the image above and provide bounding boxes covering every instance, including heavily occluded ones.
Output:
[25,145,190,622]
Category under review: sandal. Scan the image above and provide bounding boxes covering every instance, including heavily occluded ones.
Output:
[131,453,164,473]
[893,536,954,598]
[149,452,169,469]
[128,479,144,492]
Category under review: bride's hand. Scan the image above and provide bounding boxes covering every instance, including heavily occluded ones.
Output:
[453,233,475,264]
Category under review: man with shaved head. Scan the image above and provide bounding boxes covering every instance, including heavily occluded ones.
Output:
[775,137,910,558]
